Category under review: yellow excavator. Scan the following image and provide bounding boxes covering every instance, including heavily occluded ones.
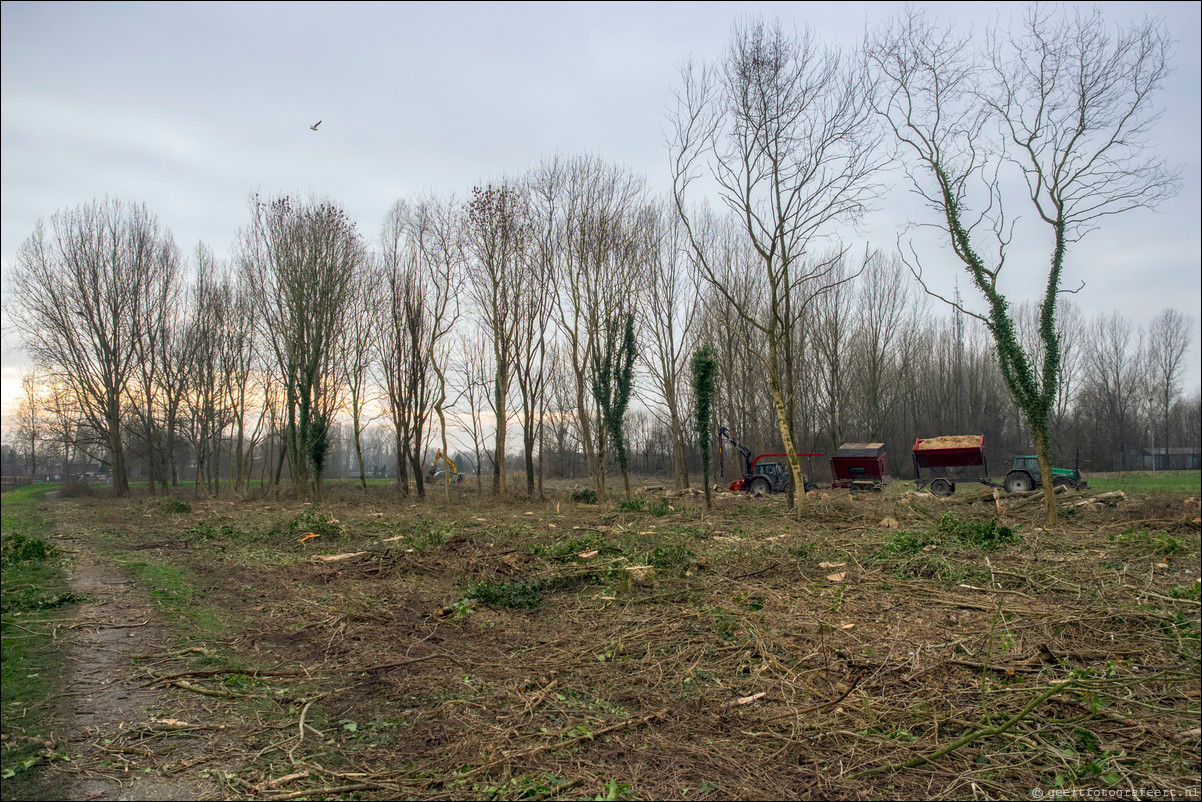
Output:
[427,449,465,484]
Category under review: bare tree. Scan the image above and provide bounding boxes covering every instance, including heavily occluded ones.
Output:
[636,200,702,490]
[543,343,586,479]
[378,202,427,497]
[340,260,384,490]
[12,370,47,480]
[670,17,882,512]
[8,199,179,495]
[464,183,529,496]
[182,245,229,495]
[867,6,1179,523]
[519,169,563,498]
[419,196,468,501]
[847,254,920,443]
[544,155,647,499]
[810,253,857,452]
[122,224,182,495]
[222,271,266,495]
[696,217,772,475]
[42,377,81,480]
[455,329,496,496]
[1144,307,1194,459]
[241,195,363,501]
[374,196,463,499]
[1081,312,1144,470]
[156,294,193,487]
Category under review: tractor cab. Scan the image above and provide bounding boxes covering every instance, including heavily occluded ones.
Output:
[737,455,818,495]
[750,459,790,492]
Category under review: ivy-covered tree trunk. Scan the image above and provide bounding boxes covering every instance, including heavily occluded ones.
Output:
[592,312,638,501]
[691,345,717,510]
[936,167,1062,526]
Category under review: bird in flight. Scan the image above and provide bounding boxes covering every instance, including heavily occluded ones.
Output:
[310,120,322,131]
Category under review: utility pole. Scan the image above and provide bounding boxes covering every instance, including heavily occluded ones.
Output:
[1148,396,1156,471]
[954,278,964,430]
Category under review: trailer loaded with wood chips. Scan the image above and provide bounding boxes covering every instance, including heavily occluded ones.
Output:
[911,434,993,496]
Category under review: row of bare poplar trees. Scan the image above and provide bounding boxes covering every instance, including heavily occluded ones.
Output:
[6,181,1194,500]
[6,156,701,500]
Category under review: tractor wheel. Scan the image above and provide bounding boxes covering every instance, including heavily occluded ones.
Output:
[929,478,953,497]
[1005,471,1035,493]
[749,477,771,496]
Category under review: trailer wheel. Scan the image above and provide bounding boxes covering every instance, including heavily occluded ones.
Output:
[929,478,953,496]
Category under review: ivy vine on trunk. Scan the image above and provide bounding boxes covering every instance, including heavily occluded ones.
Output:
[691,345,718,510]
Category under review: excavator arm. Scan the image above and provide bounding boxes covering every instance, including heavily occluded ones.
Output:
[429,449,458,478]
[718,426,754,477]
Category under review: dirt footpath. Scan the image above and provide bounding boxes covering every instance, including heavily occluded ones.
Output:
[44,495,223,801]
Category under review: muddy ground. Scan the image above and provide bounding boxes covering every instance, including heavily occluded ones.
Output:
[17,482,1202,800]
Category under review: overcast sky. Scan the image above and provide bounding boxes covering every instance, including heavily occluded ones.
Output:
[2,1,1199,422]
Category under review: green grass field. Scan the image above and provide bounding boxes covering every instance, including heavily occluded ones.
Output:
[1,483,71,793]
[1084,469,1201,495]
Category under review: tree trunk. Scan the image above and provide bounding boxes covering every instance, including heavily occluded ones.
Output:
[493,372,507,496]
[1034,428,1057,528]
[767,337,806,516]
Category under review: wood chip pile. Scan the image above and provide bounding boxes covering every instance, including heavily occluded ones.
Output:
[915,435,982,450]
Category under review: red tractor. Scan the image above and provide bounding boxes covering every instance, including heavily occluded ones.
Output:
[719,427,820,495]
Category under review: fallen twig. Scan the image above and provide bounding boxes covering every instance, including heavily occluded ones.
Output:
[257,770,310,791]
[143,667,306,687]
[131,646,216,660]
[760,671,865,724]
[263,782,376,799]
[1048,693,1184,742]
[358,653,464,673]
[855,679,1073,777]
[455,709,668,780]
[171,679,243,698]
[287,695,325,766]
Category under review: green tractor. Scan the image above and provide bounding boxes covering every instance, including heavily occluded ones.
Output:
[1003,455,1088,493]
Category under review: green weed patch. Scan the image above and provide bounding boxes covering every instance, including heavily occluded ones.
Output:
[1109,528,1189,556]
[160,498,192,514]
[1,533,56,565]
[571,488,598,504]
[464,572,599,609]
[880,513,1018,556]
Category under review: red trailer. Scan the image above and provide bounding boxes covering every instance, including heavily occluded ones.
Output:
[830,443,887,490]
[911,435,992,496]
